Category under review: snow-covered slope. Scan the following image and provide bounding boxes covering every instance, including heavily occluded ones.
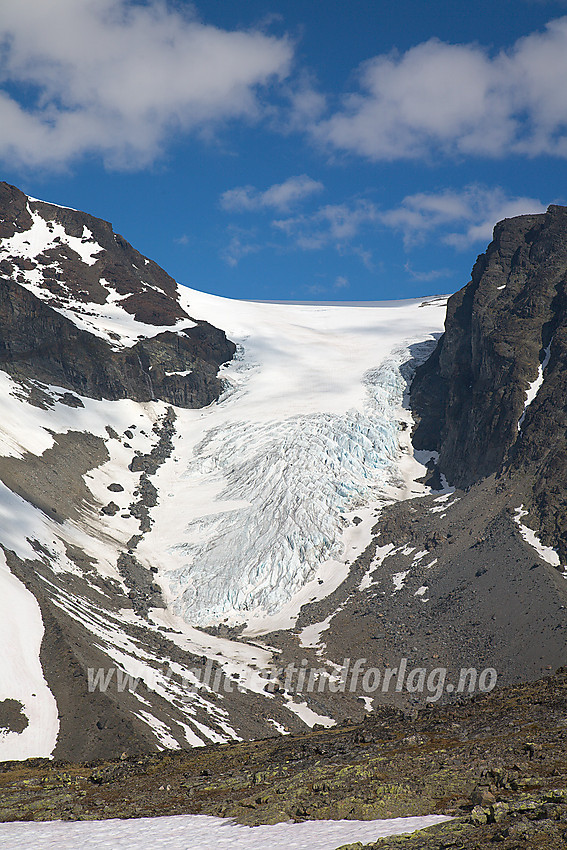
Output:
[0,549,59,760]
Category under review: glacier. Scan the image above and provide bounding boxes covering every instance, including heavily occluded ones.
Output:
[138,292,447,627]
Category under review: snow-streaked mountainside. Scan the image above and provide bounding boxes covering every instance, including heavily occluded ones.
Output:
[0,184,447,760]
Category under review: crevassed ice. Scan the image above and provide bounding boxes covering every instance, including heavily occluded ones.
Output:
[163,350,423,625]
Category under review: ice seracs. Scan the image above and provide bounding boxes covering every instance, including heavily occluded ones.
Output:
[0,186,452,754]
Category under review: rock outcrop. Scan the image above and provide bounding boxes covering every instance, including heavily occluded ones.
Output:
[0,182,236,409]
[411,204,567,560]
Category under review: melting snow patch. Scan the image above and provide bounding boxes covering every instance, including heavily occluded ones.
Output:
[267,719,290,735]
[0,205,103,266]
[514,506,561,567]
[299,616,333,649]
[358,542,395,590]
[0,550,59,760]
[518,343,552,431]
[429,497,460,514]
[56,283,196,349]
[284,699,336,728]
[135,710,180,750]
[411,550,429,563]
[392,571,409,592]
[0,814,453,850]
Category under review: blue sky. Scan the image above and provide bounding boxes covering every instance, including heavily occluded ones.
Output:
[2,0,567,301]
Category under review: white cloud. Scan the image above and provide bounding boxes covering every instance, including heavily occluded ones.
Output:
[220,198,377,266]
[273,199,379,250]
[0,0,292,169]
[223,185,545,269]
[220,175,324,213]
[403,262,453,283]
[382,185,547,248]
[311,16,567,161]
[221,226,262,267]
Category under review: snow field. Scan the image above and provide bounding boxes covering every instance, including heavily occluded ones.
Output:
[0,813,452,850]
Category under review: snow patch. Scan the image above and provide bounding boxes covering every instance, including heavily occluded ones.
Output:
[0,550,59,760]
[284,700,336,728]
[514,506,561,567]
[267,719,290,735]
[55,282,196,349]
[299,616,333,649]
[0,813,453,850]
[518,343,551,431]
[0,205,102,266]
[392,570,409,592]
[358,543,395,590]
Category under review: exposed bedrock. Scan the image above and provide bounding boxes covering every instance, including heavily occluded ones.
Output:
[411,204,567,561]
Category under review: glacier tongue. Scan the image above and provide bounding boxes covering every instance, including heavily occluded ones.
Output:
[140,312,444,627]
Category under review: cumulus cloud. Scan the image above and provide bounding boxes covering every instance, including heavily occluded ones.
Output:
[220,175,323,212]
[220,198,377,267]
[223,185,545,268]
[312,16,567,160]
[382,185,546,248]
[0,0,292,169]
[273,199,379,250]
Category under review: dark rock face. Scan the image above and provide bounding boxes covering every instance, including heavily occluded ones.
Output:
[0,182,187,323]
[0,182,236,408]
[411,204,567,559]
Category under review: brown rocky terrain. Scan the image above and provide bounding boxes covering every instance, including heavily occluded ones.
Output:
[1,668,566,849]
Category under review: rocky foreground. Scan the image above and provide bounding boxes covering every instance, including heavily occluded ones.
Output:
[1,669,566,848]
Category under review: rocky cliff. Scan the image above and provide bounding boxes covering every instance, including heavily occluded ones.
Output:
[411,204,567,560]
[0,182,235,408]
